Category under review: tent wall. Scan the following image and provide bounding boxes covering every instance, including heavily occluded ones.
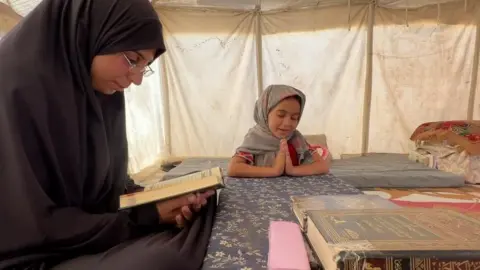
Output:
[159,9,259,160]
[0,0,479,174]
[260,5,369,156]
[154,0,480,170]
[124,61,169,173]
[369,2,478,153]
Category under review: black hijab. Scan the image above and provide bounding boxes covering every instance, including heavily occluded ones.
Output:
[0,0,165,267]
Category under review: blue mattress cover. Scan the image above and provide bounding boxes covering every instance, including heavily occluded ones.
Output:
[330,153,465,188]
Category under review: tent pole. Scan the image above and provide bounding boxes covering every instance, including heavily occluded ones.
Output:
[467,16,480,120]
[159,55,172,157]
[361,0,375,155]
[255,5,263,96]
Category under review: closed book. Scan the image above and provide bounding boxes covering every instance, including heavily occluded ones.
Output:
[304,208,480,270]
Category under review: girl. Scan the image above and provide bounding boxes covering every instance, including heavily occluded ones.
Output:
[228,84,330,178]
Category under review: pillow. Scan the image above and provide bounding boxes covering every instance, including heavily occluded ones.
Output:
[410,121,480,155]
[410,120,480,141]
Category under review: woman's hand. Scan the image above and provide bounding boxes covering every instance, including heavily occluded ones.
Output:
[155,190,215,228]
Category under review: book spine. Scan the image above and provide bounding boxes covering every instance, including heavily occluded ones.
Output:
[342,257,480,270]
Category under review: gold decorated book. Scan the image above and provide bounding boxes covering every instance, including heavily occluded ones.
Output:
[119,167,225,210]
[304,208,480,270]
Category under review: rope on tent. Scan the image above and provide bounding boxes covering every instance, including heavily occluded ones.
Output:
[160,55,172,156]
[405,8,409,27]
[347,0,351,31]
[254,3,263,97]
[467,16,480,120]
[403,0,409,26]
[437,3,441,25]
[465,0,468,11]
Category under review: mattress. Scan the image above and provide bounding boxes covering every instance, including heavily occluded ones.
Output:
[162,157,230,180]
[202,174,362,270]
[330,153,465,188]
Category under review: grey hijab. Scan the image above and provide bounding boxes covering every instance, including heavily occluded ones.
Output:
[235,84,314,166]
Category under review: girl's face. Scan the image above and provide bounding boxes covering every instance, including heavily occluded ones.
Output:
[90,49,155,94]
[267,96,301,139]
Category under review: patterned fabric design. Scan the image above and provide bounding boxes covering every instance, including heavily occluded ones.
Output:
[202,174,362,269]
[410,120,480,142]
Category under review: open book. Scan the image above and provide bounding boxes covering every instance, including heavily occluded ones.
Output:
[119,167,225,210]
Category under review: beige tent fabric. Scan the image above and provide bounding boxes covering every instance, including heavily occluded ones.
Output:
[1,0,480,173]
[368,2,479,154]
[124,60,168,173]
[0,3,20,33]
[153,0,466,11]
[159,9,259,157]
[260,5,369,157]
[2,0,41,17]
[4,0,470,14]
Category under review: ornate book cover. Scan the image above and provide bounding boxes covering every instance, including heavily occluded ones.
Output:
[304,208,480,270]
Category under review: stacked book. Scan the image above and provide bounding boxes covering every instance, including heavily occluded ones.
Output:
[290,194,480,269]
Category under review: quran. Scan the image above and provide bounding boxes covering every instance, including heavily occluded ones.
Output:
[304,208,480,270]
[119,167,225,209]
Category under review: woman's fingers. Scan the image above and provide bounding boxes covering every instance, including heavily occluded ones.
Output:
[203,190,215,198]
[175,214,184,228]
[181,205,193,221]
[169,191,216,226]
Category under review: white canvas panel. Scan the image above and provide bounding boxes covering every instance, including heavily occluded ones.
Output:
[369,2,478,153]
[125,59,168,173]
[159,9,258,157]
[261,5,369,158]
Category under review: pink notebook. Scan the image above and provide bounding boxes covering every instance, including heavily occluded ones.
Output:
[268,221,310,270]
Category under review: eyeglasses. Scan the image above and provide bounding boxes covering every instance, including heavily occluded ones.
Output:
[123,53,154,77]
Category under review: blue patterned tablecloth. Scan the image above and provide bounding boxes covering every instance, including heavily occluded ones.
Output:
[202,174,362,269]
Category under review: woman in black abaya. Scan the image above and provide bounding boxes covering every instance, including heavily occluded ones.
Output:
[0,0,216,269]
